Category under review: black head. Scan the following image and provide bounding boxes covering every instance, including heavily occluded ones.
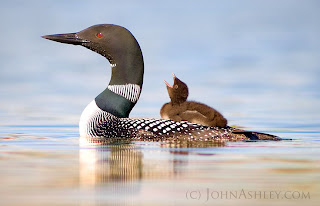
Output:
[42,24,144,86]
[164,73,189,105]
[42,24,144,117]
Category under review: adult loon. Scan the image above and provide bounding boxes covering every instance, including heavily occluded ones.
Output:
[42,24,280,142]
[160,73,228,127]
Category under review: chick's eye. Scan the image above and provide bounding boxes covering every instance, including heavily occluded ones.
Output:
[96,32,103,38]
[174,85,179,89]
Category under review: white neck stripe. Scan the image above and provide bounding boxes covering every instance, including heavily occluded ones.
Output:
[107,84,141,103]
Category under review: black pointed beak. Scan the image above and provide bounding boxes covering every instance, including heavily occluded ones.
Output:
[42,33,89,45]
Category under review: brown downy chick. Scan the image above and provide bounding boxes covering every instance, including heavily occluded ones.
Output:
[160,73,228,127]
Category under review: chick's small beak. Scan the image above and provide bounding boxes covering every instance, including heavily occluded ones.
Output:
[163,80,173,88]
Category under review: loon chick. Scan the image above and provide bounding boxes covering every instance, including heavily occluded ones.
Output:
[161,73,227,127]
[42,24,280,142]
[161,74,281,140]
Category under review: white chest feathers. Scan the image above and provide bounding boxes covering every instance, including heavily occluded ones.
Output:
[79,100,116,138]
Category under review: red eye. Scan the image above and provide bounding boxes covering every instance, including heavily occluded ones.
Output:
[96,32,103,38]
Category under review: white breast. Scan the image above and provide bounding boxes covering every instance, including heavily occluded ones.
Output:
[79,100,116,138]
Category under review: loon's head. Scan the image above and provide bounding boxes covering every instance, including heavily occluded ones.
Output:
[42,24,144,86]
[43,24,144,118]
[164,73,189,105]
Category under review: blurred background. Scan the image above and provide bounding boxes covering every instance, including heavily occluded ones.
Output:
[0,0,319,132]
[0,1,320,205]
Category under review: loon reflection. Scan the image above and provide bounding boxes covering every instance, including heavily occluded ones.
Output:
[79,139,225,185]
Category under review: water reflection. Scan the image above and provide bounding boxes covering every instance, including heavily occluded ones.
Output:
[80,143,143,186]
[77,138,318,205]
[79,138,225,186]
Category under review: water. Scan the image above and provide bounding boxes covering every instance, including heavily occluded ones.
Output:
[0,0,320,205]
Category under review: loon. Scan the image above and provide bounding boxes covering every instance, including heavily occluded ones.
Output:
[42,24,280,142]
[160,73,228,127]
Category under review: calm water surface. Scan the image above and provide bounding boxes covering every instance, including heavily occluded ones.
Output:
[0,124,319,206]
[1,1,320,205]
